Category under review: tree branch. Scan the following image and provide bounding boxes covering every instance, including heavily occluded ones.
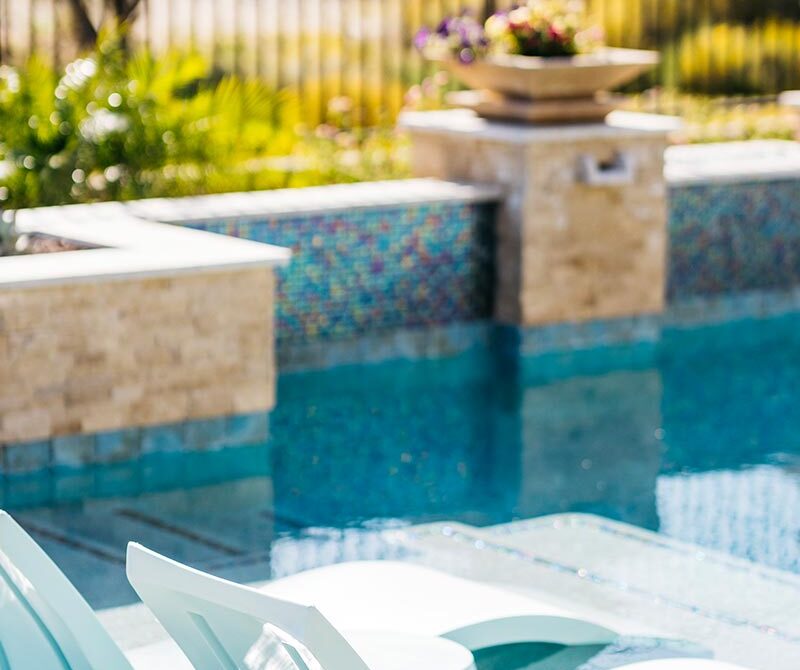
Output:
[109,0,143,24]
[65,0,99,50]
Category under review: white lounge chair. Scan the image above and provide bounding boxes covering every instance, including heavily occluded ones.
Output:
[258,559,618,650]
[256,561,754,670]
[0,510,192,670]
[126,542,476,670]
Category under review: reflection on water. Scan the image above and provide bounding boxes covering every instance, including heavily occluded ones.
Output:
[271,314,800,569]
[5,313,800,607]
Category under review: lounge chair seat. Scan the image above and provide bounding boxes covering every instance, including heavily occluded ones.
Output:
[259,559,618,649]
[258,561,755,670]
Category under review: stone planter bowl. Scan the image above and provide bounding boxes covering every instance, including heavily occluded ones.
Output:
[440,47,659,101]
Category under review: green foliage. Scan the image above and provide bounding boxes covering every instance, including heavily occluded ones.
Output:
[593,0,800,44]
[676,22,800,95]
[627,92,798,144]
[0,35,409,210]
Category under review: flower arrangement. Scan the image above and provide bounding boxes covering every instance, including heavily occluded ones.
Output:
[413,13,489,65]
[415,1,603,63]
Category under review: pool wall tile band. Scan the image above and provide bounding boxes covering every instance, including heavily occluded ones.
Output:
[0,411,270,476]
[668,179,800,301]
[178,180,800,354]
[185,202,496,350]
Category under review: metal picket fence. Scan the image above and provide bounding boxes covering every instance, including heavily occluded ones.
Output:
[1,0,799,123]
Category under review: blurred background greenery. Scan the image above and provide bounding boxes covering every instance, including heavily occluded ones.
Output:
[0,0,798,208]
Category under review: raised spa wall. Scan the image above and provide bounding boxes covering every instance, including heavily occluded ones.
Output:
[2,136,800,472]
[0,206,289,455]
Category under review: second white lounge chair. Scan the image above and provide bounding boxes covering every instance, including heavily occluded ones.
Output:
[258,559,619,650]
[126,542,476,670]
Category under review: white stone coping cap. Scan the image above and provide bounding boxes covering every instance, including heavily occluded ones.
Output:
[2,178,500,289]
[124,178,503,224]
[778,90,800,108]
[665,140,800,185]
[3,205,291,289]
[398,109,683,143]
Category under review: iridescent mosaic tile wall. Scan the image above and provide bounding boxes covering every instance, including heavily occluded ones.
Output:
[668,179,800,302]
[186,202,495,347]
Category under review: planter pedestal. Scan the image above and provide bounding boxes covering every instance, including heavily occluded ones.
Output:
[399,109,679,327]
[446,90,624,124]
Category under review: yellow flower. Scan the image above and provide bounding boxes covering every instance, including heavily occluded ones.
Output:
[485,13,509,39]
[508,6,532,28]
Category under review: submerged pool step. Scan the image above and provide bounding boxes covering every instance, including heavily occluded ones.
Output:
[401,514,800,670]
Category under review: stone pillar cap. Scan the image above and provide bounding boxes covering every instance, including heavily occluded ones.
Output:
[399,108,682,143]
[778,90,800,108]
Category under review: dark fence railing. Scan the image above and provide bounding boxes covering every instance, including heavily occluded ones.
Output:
[1,0,799,124]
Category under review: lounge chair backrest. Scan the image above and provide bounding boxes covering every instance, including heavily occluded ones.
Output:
[0,510,133,670]
[126,542,372,670]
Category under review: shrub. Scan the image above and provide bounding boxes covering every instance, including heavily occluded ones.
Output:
[0,35,409,210]
[594,0,800,44]
[675,21,800,95]
[627,91,798,143]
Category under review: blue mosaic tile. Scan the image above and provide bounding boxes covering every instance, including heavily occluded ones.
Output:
[278,321,492,371]
[2,472,52,508]
[94,462,140,497]
[95,428,141,464]
[184,417,227,451]
[3,441,51,474]
[224,412,270,447]
[668,180,800,301]
[516,315,662,357]
[140,422,186,454]
[53,470,95,503]
[52,434,95,469]
[186,202,496,346]
[140,452,186,493]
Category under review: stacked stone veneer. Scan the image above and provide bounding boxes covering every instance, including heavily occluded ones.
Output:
[0,268,275,444]
[400,111,672,327]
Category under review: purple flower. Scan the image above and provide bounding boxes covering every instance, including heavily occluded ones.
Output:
[413,27,431,51]
[416,12,488,62]
[436,18,455,36]
[458,48,476,64]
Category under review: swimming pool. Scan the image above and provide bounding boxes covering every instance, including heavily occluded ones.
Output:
[5,312,800,609]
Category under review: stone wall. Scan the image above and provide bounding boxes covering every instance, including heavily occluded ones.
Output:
[0,268,275,444]
[519,135,668,325]
[401,111,671,326]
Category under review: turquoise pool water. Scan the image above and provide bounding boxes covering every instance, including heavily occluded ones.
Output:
[5,313,800,609]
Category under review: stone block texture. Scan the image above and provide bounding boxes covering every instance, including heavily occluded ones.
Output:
[0,268,275,443]
[407,124,669,326]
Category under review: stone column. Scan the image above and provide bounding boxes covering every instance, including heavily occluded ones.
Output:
[399,109,679,327]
